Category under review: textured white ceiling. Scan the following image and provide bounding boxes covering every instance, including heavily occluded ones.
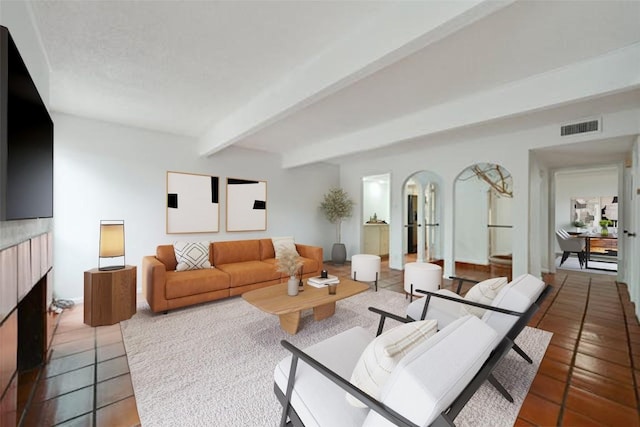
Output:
[27,0,640,167]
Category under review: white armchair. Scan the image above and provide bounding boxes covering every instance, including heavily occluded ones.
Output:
[555,229,586,268]
[275,315,512,427]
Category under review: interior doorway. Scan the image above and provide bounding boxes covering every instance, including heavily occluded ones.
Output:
[362,174,390,257]
[403,171,441,264]
[454,163,513,279]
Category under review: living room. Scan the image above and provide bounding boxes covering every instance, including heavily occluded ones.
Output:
[1,1,639,426]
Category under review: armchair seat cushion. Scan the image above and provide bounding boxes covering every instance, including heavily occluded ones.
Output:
[275,327,372,427]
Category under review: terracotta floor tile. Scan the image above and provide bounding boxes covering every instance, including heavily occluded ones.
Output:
[549,333,578,351]
[577,339,631,367]
[528,373,566,404]
[56,412,94,426]
[43,350,96,378]
[561,409,609,427]
[573,353,634,385]
[97,356,130,382]
[50,338,95,360]
[570,366,637,408]
[565,385,640,427]
[96,341,126,362]
[95,396,140,427]
[33,365,95,402]
[517,393,561,426]
[21,386,93,426]
[544,343,574,365]
[96,374,134,409]
[52,328,95,346]
[538,357,571,382]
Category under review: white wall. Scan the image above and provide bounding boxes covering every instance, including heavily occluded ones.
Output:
[339,108,639,279]
[53,113,338,301]
[455,178,489,265]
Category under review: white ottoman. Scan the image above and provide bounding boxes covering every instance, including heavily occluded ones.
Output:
[351,254,381,291]
[404,262,442,301]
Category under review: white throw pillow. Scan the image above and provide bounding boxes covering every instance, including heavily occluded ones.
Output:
[346,319,437,407]
[460,277,509,318]
[272,236,298,258]
[173,241,212,271]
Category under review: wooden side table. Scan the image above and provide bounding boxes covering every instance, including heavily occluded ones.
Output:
[84,265,136,326]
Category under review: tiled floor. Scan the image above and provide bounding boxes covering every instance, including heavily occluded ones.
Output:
[18,261,640,426]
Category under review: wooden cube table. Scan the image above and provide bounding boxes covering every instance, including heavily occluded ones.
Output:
[84,265,136,326]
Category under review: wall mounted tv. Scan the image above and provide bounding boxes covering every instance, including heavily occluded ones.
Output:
[0,25,54,220]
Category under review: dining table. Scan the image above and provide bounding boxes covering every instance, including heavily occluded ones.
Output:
[577,232,618,271]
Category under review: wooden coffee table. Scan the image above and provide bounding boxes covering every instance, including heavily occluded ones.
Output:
[242,278,369,334]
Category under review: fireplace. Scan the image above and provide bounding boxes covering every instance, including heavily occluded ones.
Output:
[18,275,48,371]
[0,232,53,424]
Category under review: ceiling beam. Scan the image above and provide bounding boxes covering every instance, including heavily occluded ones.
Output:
[197,0,515,157]
[281,42,640,168]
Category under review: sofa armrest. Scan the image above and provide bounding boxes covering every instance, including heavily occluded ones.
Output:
[295,244,323,272]
[142,256,169,313]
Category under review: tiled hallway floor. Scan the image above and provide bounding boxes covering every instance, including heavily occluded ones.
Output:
[19,262,640,426]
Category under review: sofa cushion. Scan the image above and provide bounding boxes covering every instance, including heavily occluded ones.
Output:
[272,236,299,258]
[459,277,508,318]
[156,244,178,271]
[173,241,212,271]
[347,319,438,407]
[212,239,260,265]
[216,260,280,287]
[165,269,230,300]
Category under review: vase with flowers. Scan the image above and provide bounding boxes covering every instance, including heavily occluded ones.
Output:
[599,219,611,236]
[276,249,303,296]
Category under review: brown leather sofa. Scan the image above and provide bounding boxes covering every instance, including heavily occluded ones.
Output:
[142,238,323,313]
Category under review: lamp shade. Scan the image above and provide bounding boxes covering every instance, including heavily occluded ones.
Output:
[99,220,126,270]
[99,223,125,257]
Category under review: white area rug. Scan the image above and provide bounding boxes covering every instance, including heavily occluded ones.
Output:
[121,289,551,427]
[556,255,617,274]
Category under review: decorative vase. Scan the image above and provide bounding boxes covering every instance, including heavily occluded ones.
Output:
[287,276,298,296]
[601,227,608,236]
[331,243,347,265]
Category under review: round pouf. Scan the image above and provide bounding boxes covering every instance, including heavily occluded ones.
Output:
[351,254,381,291]
[404,262,442,299]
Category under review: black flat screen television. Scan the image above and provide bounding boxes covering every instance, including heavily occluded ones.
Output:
[1,25,54,221]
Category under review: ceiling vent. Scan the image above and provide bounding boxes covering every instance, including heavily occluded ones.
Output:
[560,118,600,136]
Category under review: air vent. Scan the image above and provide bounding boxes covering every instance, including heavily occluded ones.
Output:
[561,119,600,136]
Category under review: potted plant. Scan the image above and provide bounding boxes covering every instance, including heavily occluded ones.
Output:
[599,219,611,236]
[320,187,354,264]
[276,249,303,296]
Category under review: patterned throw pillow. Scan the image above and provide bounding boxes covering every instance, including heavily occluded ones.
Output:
[460,277,509,318]
[271,236,299,258]
[346,319,438,407]
[173,241,212,271]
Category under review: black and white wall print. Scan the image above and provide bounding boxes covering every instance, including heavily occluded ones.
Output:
[226,178,267,231]
[167,171,219,233]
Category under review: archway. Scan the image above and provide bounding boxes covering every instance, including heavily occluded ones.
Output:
[454,163,513,279]
[403,171,442,265]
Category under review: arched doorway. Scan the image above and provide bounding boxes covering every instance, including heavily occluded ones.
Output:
[403,171,442,265]
[454,163,513,279]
